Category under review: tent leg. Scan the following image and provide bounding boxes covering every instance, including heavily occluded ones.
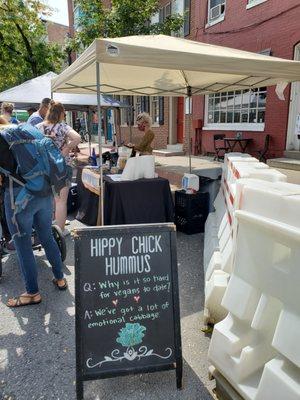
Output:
[87,108,92,157]
[96,62,104,226]
[187,87,192,174]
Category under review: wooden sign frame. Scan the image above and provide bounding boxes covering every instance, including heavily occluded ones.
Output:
[74,223,182,399]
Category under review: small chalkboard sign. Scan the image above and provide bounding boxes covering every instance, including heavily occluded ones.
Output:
[74,223,182,399]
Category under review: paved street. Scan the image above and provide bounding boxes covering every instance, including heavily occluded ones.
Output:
[0,222,214,400]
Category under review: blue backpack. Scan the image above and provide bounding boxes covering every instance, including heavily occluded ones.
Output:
[0,123,70,215]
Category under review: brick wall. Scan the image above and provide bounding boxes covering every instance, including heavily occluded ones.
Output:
[190,0,300,158]
[46,22,69,45]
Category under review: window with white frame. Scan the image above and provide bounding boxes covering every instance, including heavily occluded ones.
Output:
[151,96,160,125]
[247,0,267,8]
[208,0,225,24]
[205,88,267,129]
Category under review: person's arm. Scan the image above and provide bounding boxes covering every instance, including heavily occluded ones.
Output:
[135,131,155,153]
[61,127,81,156]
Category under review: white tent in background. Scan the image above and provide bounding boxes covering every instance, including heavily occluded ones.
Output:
[0,72,128,110]
[51,34,300,225]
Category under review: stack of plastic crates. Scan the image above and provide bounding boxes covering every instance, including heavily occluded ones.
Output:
[175,190,209,234]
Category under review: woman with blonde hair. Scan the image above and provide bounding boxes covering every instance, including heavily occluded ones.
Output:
[0,103,19,124]
[37,101,81,232]
[126,112,155,155]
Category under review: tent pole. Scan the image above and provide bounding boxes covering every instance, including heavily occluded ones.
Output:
[87,108,92,157]
[187,86,192,174]
[96,62,104,225]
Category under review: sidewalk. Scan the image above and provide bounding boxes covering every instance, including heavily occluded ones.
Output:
[155,155,221,187]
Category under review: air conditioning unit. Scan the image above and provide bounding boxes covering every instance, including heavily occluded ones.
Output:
[210,4,223,20]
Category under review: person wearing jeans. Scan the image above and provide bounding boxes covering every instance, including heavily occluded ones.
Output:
[0,124,67,307]
[4,188,67,305]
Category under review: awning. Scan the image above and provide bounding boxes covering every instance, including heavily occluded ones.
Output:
[51,35,300,97]
[0,72,129,110]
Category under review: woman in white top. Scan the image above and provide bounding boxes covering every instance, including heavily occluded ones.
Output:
[37,101,81,231]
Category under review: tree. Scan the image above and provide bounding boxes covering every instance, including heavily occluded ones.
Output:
[0,0,65,91]
[70,0,184,50]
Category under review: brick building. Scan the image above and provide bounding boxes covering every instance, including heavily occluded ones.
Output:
[67,0,300,157]
[45,21,69,45]
[191,0,300,158]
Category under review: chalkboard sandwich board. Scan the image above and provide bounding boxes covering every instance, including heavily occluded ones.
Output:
[74,223,182,399]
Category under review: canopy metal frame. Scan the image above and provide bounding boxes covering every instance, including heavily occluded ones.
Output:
[55,75,273,97]
[88,68,198,225]
[51,34,300,227]
[63,68,274,225]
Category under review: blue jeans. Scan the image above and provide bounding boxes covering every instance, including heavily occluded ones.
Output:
[4,188,64,294]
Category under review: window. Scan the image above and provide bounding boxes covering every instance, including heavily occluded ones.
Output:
[183,0,191,36]
[120,96,131,125]
[159,3,172,23]
[152,1,188,38]
[246,0,267,9]
[73,5,84,31]
[205,88,267,131]
[208,0,225,25]
[119,96,162,126]
[151,96,160,125]
[185,97,192,114]
[134,96,143,122]
[170,0,183,37]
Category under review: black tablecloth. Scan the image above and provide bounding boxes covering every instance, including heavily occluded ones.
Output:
[104,177,174,225]
[76,169,174,226]
[76,166,99,226]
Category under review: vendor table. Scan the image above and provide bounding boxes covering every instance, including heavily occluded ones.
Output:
[224,138,253,153]
[104,176,174,225]
[77,168,174,225]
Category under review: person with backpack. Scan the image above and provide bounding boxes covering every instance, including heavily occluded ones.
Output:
[0,123,69,307]
[37,101,81,232]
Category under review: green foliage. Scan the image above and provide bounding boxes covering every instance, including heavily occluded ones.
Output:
[70,0,184,51]
[0,0,65,91]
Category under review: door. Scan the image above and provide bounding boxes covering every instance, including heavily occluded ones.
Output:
[177,97,184,143]
[286,44,300,150]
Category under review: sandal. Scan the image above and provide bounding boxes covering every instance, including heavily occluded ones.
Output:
[52,278,68,291]
[7,293,42,308]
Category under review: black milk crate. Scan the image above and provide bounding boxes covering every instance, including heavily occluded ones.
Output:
[175,190,209,234]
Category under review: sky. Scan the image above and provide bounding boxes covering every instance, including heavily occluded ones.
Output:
[45,0,69,26]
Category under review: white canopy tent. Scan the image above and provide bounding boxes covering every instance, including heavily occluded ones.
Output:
[51,34,300,225]
[0,72,128,110]
[52,35,300,96]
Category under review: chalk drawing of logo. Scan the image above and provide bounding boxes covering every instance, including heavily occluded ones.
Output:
[86,323,172,369]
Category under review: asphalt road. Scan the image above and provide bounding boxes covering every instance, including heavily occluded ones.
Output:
[0,222,214,400]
